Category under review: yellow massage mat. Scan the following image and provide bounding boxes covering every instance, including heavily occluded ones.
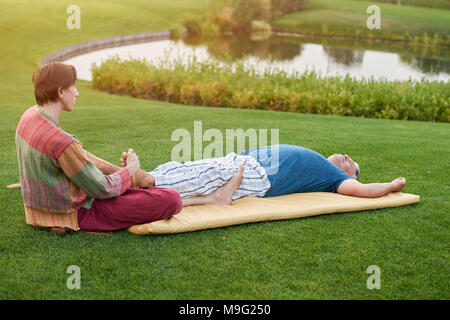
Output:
[128,192,420,235]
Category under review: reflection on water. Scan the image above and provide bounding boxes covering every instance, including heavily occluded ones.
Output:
[399,54,450,74]
[195,36,303,61]
[194,35,449,81]
[64,34,450,82]
[322,47,364,66]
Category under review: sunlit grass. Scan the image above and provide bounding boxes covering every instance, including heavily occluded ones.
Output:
[272,0,450,46]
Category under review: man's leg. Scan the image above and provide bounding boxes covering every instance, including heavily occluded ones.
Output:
[132,168,155,188]
[181,165,243,206]
[124,152,270,201]
[134,164,244,206]
[123,153,237,198]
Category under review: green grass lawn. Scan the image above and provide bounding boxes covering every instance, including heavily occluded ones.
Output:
[0,0,449,299]
[272,0,450,45]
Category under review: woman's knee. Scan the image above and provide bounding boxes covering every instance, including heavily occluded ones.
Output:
[165,188,182,215]
[141,187,182,220]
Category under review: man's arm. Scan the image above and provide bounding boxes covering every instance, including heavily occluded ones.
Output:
[337,177,406,198]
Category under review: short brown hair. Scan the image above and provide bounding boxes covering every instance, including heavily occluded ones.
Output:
[32,62,77,105]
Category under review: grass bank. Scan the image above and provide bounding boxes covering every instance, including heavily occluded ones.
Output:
[0,0,449,299]
[92,56,449,122]
[362,0,450,9]
[271,0,450,47]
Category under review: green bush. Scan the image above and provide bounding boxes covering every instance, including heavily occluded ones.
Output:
[184,0,309,36]
[231,0,272,32]
[211,7,240,33]
[91,56,449,122]
[182,18,219,39]
[251,20,272,33]
[182,18,202,37]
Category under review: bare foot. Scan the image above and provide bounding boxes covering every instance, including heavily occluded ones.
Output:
[391,177,406,192]
[121,151,155,188]
[207,165,244,205]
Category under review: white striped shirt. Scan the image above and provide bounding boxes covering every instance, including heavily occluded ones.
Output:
[149,153,271,200]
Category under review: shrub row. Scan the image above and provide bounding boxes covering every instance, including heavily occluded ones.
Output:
[91,56,449,122]
[182,0,309,37]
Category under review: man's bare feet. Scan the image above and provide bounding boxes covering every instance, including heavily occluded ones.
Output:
[120,151,155,188]
[391,177,406,192]
[206,165,244,205]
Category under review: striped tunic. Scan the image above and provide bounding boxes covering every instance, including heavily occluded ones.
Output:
[150,152,271,200]
[15,106,131,231]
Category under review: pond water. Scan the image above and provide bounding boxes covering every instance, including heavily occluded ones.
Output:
[64,34,450,82]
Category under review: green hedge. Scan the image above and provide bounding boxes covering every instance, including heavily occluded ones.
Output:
[91,56,449,122]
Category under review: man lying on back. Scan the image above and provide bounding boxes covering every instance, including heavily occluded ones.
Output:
[125,144,406,200]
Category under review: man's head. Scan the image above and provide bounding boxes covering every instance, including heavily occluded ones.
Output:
[328,154,360,180]
[32,62,78,110]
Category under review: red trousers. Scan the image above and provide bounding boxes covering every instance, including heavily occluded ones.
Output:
[77,187,182,231]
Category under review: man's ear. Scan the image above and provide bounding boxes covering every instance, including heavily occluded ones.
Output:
[57,87,64,98]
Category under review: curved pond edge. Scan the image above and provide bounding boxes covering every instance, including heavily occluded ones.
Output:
[40,27,448,68]
[271,29,450,49]
[39,29,187,66]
